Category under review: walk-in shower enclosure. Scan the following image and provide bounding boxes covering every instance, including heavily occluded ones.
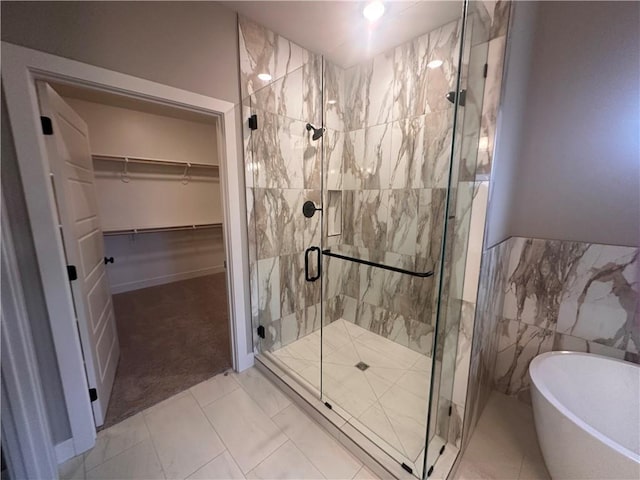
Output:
[241,2,491,477]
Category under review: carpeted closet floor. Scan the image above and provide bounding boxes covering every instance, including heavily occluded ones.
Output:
[102,273,231,428]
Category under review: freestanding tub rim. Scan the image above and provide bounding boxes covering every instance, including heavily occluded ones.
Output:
[529,350,640,463]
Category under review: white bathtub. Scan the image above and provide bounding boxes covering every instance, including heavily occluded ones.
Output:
[530,351,640,479]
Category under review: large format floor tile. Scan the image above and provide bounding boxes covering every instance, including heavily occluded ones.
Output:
[246,441,323,479]
[144,392,225,479]
[454,391,550,480]
[273,404,362,479]
[85,439,164,480]
[62,365,381,480]
[203,387,288,473]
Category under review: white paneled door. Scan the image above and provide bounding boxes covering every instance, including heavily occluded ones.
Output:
[37,82,119,427]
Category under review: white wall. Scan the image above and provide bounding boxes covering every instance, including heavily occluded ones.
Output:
[488,1,640,248]
[104,228,226,294]
[65,98,220,165]
[63,97,226,293]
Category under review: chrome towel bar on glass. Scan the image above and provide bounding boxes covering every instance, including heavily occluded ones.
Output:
[321,249,434,278]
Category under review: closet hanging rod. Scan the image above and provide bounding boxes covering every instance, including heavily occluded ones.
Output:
[103,223,223,236]
[92,154,219,170]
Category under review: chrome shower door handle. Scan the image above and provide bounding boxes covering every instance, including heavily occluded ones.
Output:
[305,246,321,282]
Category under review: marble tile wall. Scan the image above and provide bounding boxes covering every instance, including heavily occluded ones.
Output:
[239,16,323,352]
[443,0,511,452]
[325,18,465,358]
[494,237,639,402]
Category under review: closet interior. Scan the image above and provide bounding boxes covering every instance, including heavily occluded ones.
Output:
[51,84,231,428]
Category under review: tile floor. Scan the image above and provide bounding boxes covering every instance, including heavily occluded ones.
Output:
[59,367,381,480]
[454,391,550,480]
[271,319,432,469]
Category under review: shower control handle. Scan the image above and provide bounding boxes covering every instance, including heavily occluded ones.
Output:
[302,200,321,218]
[304,246,321,282]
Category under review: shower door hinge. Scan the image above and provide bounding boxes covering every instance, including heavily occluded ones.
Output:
[88,388,98,402]
[248,114,258,130]
[324,401,332,410]
[257,325,265,339]
[483,63,488,78]
[439,445,445,455]
[448,405,452,416]
[66,265,78,282]
[427,465,434,477]
[401,463,413,474]
[40,116,53,135]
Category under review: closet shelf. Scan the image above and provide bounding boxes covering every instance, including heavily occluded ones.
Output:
[92,154,219,170]
[103,223,223,236]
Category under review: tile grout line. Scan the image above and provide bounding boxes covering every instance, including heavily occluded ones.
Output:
[196,378,256,477]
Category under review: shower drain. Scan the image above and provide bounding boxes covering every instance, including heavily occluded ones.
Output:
[355,362,370,371]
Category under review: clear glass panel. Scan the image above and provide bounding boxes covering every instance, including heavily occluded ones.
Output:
[245,56,325,395]
[426,0,491,475]
[319,2,475,477]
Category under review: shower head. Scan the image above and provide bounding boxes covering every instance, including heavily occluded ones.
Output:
[306,123,325,141]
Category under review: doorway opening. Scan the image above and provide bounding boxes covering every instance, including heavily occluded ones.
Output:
[42,81,232,429]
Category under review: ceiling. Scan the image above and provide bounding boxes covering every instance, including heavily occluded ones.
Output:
[222,1,463,67]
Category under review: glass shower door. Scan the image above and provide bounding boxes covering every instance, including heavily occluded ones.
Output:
[318,1,485,476]
[244,50,325,395]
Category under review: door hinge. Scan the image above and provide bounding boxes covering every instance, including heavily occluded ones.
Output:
[40,116,53,135]
[401,463,413,474]
[483,63,488,78]
[89,388,98,402]
[324,401,332,410]
[427,465,434,477]
[448,405,452,416]
[66,265,78,281]
[257,325,265,339]
[248,114,258,130]
[439,445,445,455]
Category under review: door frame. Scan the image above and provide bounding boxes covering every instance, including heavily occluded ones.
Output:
[1,42,254,457]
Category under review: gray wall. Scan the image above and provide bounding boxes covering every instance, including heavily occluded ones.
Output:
[1,1,240,103]
[1,1,242,445]
[488,1,640,247]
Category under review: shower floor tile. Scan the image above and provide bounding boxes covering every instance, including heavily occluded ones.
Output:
[271,319,433,467]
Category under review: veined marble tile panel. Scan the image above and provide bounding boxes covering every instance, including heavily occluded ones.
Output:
[426,20,462,113]
[279,252,305,318]
[423,109,455,188]
[323,60,345,132]
[256,256,281,325]
[343,52,394,130]
[393,32,430,120]
[253,188,304,259]
[324,128,344,191]
[251,112,306,190]
[386,189,419,256]
[416,188,447,272]
[239,15,308,99]
[390,116,424,190]
[476,36,506,178]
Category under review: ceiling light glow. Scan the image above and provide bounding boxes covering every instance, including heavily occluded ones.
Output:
[363,1,385,22]
[427,60,443,69]
[257,73,272,81]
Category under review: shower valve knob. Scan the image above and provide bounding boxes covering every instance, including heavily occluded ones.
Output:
[302,201,321,218]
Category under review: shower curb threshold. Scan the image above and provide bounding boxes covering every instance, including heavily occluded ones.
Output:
[255,354,420,480]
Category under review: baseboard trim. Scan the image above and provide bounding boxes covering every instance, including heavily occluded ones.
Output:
[54,438,75,464]
[109,265,225,294]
